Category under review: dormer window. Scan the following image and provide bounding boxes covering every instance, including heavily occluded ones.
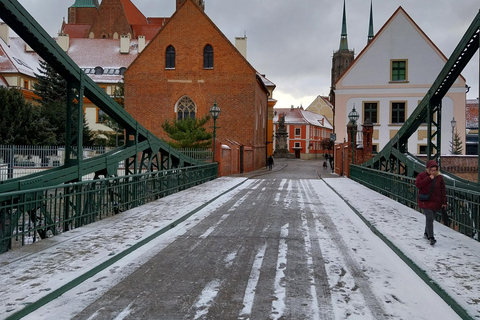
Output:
[94,67,103,75]
[203,44,213,69]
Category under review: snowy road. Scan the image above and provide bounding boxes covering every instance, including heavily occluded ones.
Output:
[2,159,477,319]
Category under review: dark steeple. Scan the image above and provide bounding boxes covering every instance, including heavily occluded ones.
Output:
[339,0,349,50]
[368,0,374,44]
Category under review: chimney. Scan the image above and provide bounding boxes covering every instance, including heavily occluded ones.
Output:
[138,35,145,53]
[120,35,130,54]
[0,22,9,46]
[235,35,247,59]
[56,34,69,51]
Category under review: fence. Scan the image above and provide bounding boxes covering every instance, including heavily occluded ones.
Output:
[0,145,212,180]
[0,163,218,253]
[350,165,480,241]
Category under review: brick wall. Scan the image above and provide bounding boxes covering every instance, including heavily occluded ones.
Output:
[124,0,268,172]
[418,155,479,182]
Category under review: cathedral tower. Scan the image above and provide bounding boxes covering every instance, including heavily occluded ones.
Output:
[68,0,99,25]
[330,0,355,106]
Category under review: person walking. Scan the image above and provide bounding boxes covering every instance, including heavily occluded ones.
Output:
[267,155,274,170]
[415,160,447,245]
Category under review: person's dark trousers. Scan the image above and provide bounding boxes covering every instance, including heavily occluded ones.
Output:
[422,208,437,239]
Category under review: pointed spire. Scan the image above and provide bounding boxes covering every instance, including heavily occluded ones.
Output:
[339,0,349,50]
[368,0,374,44]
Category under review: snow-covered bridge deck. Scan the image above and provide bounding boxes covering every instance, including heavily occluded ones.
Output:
[1,161,479,319]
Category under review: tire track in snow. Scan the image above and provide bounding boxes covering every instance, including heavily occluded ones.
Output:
[271,223,289,320]
[299,179,387,319]
[238,242,267,320]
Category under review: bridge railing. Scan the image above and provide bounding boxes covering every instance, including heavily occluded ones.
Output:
[351,165,480,242]
[0,163,217,253]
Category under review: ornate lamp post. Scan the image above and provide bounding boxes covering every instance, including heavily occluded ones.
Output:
[209,101,221,162]
[450,117,457,154]
[348,104,359,164]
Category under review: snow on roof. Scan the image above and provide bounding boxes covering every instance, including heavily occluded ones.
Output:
[257,73,275,88]
[68,38,141,68]
[273,107,333,129]
[0,37,41,77]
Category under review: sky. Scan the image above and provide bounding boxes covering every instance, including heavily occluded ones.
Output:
[13,0,480,108]
[1,175,478,319]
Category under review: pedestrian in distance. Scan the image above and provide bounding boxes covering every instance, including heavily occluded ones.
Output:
[329,156,334,172]
[267,155,274,170]
[415,160,447,246]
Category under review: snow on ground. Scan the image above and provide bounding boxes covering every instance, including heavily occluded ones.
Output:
[323,177,480,319]
[0,176,479,319]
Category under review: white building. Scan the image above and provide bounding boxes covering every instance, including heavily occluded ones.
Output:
[334,7,466,155]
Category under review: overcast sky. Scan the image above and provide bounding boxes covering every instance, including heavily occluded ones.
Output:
[14,0,480,108]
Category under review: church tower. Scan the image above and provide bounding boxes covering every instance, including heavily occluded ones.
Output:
[367,0,374,44]
[176,0,205,11]
[329,0,355,106]
[68,0,99,25]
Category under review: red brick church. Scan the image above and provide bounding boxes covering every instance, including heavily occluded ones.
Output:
[124,0,273,173]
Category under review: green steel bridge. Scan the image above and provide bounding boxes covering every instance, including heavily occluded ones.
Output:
[0,0,479,254]
[0,0,217,253]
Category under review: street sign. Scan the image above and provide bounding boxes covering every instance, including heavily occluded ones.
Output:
[330,133,336,141]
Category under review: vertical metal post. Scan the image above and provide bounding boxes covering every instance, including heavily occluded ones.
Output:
[351,125,355,164]
[212,117,217,163]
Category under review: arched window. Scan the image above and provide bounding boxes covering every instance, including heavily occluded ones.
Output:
[176,96,196,120]
[166,45,175,69]
[94,66,103,75]
[203,44,213,69]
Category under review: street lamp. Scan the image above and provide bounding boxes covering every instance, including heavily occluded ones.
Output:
[348,104,359,164]
[450,117,456,154]
[209,101,221,162]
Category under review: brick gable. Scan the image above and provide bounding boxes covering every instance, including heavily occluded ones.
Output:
[124,0,268,170]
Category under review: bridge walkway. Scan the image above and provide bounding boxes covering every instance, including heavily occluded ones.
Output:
[1,159,479,319]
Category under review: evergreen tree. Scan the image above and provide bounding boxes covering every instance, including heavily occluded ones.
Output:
[450,130,463,155]
[161,115,213,148]
[33,60,94,145]
[100,82,125,147]
[0,87,53,145]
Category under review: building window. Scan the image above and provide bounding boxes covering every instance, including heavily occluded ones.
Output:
[363,102,378,123]
[176,96,196,120]
[97,108,106,123]
[391,102,406,124]
[295,128,301,136]
[204,44,213,69]
[166,45,175,69]
[23,80,29,89]
[294,142,301,148]
[94,66,103,75]
[391,60,407,81]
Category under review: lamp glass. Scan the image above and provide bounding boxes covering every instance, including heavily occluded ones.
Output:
[348,106,359,123]
[209,102,221,119]
[451,117,456,128]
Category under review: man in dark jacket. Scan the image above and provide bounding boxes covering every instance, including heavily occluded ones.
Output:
[415,160,447,245]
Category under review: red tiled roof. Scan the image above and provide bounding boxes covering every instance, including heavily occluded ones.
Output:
[147,17,170,25]
[132,25,162,41]
[62,24,91,38]
[120,0,147,26]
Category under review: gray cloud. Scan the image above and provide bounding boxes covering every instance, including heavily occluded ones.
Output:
[15,0,480,107]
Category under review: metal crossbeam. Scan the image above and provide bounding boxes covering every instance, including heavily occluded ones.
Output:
[363,10,480,189]
[0,0,205,194]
